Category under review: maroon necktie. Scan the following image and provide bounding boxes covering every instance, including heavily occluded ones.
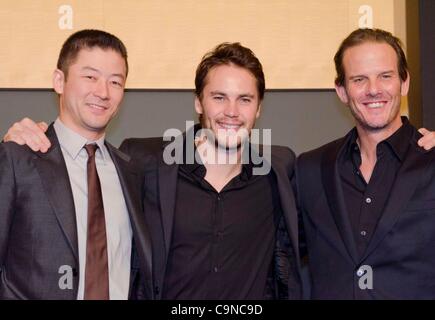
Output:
[84,144,109,300]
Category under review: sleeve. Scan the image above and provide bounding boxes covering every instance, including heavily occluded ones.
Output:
[293,157,308,261]
[0,144,16,266]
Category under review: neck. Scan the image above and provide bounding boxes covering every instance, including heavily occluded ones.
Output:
[196,139,243,192]
[58,115,104,142]
[356,118,402,162]
[355,118,403,183]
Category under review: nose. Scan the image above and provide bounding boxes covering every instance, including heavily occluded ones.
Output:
[224,100,240,118]
[366,79,382,97]
[94,79,109,100]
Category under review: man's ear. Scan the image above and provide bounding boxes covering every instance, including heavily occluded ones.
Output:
[401,71,410,96]
[53,69,65,94]
[194,96,203,116]
[335,84,349,104]
[256,103,262,119]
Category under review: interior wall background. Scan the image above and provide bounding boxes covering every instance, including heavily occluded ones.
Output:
[0,0,415,153]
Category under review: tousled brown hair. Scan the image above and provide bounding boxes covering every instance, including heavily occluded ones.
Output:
[195,42,265,101]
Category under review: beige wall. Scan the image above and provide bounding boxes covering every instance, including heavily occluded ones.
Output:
[1,0,403,89]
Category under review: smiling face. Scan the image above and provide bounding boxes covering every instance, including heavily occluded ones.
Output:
[54,47,126,140]
[194,63,261,150]
[335,41,409,133]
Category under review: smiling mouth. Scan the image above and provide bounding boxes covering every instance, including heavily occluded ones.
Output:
[87,103,108,110]
[216,122,243,130]
[364,101,387,109]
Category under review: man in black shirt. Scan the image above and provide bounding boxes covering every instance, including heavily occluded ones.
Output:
[161,132,281,299]
[121,43,302,299]
[296,28,435,299]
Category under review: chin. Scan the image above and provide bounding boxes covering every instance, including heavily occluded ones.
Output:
[358,118,392,132]
[215,138,240,151]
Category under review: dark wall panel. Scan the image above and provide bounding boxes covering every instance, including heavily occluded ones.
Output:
[0,90,354,155]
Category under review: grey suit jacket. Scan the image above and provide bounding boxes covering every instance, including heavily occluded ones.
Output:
[0,125,153,299]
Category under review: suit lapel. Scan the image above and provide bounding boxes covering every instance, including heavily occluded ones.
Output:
[106,143,154,298]
[34,126,79,263]
[270,151,301,269]
[158,159,179,259]
[321,135,359,264]
[362,142,432,260]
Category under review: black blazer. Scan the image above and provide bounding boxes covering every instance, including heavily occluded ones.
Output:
[120,135,303,300]
[0,125,153,299]
[296,124,435,299]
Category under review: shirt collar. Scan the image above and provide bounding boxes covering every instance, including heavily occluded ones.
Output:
[382,116,413,162]
[345,116,412,162]
[53,118,108,163]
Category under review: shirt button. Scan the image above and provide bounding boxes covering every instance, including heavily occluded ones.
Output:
[360,230,367,236]
[365,197,372,204]
[356,268,364,277]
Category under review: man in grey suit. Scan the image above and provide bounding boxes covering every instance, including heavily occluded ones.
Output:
[0,29,152,299]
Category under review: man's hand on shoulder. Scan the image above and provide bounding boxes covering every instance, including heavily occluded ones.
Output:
[418,128,435,151]
[3,118,51,153]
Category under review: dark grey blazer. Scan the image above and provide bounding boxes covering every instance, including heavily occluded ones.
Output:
[0,125,153,299]
[296,124,435,299]
[120,134,303,300]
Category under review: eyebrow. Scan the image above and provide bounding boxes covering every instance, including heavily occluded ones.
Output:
[349,70,395,80]
[239,93,255,98]
[380,70,395,75]
[210,91,227,96]
[209,91,256,98]
[348,75,366,80]
[81,66,125,79]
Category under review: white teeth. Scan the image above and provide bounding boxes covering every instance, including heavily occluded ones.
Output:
[219,123,240,129]
[366,102,384,108]
[89,104,105,110]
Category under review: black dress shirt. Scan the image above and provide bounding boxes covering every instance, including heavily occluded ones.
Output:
[339,118,413,257]
[162,152,281,299]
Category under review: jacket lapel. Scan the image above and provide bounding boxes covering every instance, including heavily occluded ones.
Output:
[362,137,433,260]
[321,135,359,264]
[270,149,301,270]
[106,143,154,298]
[34,125,79,263]
[157,132,185,260]
[158,160,179,259]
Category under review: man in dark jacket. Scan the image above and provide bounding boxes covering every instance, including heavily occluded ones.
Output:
[120,43,302,299]
[296,28,435,299]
